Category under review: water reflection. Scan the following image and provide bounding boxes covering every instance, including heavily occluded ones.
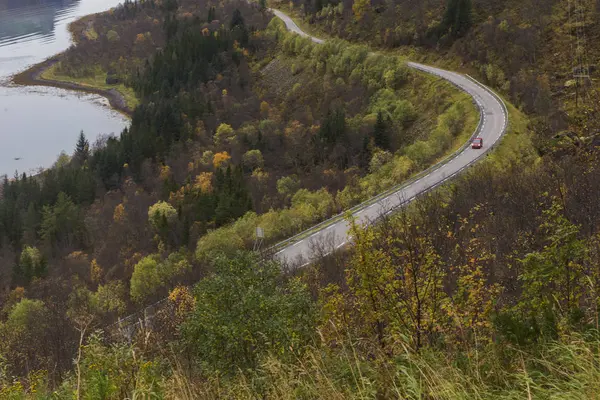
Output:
[0,0,79,46]
[0,0,128,176]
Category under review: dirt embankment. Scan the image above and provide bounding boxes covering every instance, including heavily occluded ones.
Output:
[12,56,133,118]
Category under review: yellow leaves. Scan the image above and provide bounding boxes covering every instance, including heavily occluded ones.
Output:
[202,27,210,36]
[194,172,213,193]
[222,89,228,97]
[169,173,213,206]
[113,203,125,223]
[169,285,195,319]
[67,251,88,262]
[213,151,231,168]
[135,33,146,44]
[0,380,25,397]
[169,186,187,206]
[159,164,172,181]
[251,168,269,183]
[318,284,348,343]
[90,259,103,283]
[260,100,270,117]
[284,120,304,138]
[352,0,370,21]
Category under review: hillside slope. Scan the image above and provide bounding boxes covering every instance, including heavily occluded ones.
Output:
[279,0,600,145]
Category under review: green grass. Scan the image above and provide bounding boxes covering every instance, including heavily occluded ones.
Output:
[41,63,139,110]
[481,95,537,171]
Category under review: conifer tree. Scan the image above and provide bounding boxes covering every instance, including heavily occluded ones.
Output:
[441,0,472,38]
[74,130,90,166]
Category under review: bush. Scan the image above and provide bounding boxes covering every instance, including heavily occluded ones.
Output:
[369,149,393,173]
[106,30,120,42]
[181,252,315,374]
[130,252,190,303]
[242,149,264,171]
[195,227,245,261]
[277,175,300,197]
[148,201,177,231]
[214,123,235,146]
[291,188,335,219]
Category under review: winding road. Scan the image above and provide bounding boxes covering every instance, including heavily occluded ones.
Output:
[109,8,509,336]
[270,8,508,267]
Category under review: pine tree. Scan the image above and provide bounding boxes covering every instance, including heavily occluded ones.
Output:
[74,130,89,166]
[22,203,38,246]
[318,107,346,145]
[441,0,472,38]
[231,9,245,28]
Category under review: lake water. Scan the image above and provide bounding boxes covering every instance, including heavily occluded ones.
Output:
[0,0,128,176]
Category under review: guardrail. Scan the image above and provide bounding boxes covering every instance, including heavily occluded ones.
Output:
[106,19,510,339]
[278,71,509,268]
[269,64,488,254]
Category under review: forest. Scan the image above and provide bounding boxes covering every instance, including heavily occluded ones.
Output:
[3,0,600,397]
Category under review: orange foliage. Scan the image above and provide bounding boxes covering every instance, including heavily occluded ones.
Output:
[194,172,213,193]
[213,152,231,168]
[7,287,25,305]
[113,203,126,223]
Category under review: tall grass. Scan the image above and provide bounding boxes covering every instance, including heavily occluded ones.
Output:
[160,333,600,399]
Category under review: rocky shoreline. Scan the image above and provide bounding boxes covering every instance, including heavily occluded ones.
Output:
[11,55,133,118]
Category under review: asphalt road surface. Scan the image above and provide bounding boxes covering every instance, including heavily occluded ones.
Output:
[270,9,508,268]
[108,8,510,334]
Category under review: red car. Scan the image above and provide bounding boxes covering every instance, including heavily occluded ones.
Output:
[471,137,483,149]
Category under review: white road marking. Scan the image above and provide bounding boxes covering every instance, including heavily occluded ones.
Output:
[264,24,509,268]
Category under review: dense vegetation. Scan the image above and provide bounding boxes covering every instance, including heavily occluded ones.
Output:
[6,0,600,396]
[7,120,600,398]
[0,0,479,392]
[278,0,600,142]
